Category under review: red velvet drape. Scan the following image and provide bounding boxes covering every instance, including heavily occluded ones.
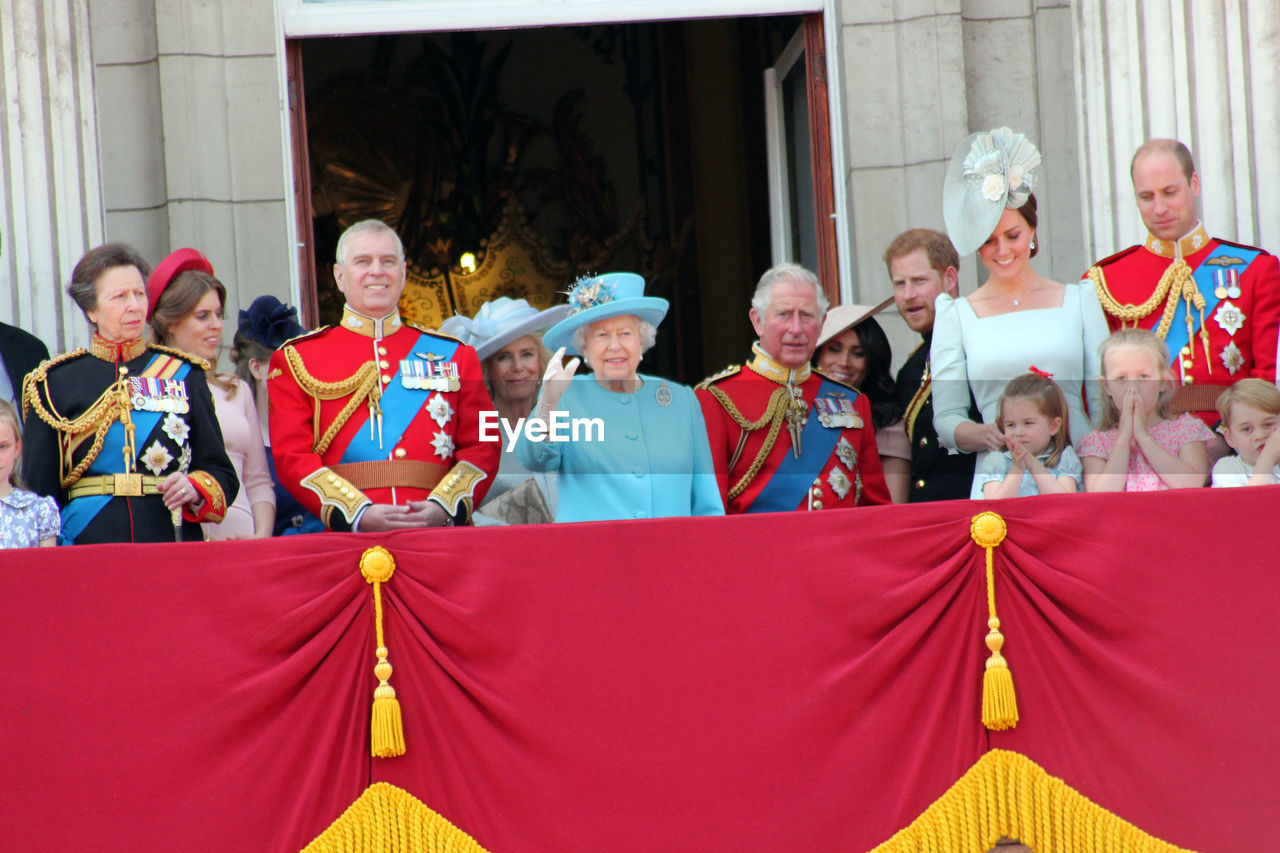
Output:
[2,487,1276,851]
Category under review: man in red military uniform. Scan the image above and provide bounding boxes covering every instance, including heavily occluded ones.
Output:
[1087,139,1280,427]
[268,220,498,531]
[696,263,890,513]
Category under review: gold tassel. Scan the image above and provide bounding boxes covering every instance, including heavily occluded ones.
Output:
[971,512,1018,731]
[360,546,406,758]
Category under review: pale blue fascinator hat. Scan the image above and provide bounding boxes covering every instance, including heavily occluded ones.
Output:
[439,297,570,361]
[542,273,669,356]
[942,127,1042,256]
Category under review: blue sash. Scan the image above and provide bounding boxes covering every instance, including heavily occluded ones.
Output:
[339,335,459,463]
[1162,243,1261,360]
[747,377,853,514]
[60,358,192,544]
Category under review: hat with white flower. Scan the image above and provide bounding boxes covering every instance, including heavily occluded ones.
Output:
[942,127,1042,256]
[439,297,570,361]
[542,273,669,355]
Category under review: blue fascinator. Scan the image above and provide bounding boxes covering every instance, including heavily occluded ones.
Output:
[237,295,306,350]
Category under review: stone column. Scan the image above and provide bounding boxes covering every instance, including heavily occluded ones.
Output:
[1074,0,1280,259]
[0,0,105,351]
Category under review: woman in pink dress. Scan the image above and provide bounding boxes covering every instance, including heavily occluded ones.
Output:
[149,250,276,539]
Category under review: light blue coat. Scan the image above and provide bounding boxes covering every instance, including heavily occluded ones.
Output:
[515,374,725,522]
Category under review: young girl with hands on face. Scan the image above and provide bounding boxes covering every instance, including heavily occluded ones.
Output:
[1079,329,1212,492]
[978,371,1081,498]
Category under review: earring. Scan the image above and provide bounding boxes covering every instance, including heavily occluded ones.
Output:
[1030,240,1036,250]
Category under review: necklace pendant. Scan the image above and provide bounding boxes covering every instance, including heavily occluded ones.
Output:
[1012,299,1020,307]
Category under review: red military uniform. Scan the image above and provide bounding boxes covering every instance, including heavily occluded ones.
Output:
[268,306,499,531]
[1088,223,1280,425]
[696,344,890,513]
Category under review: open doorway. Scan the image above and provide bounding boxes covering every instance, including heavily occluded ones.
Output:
[289,14,834,384]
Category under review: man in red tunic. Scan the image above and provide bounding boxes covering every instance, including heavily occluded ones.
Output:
[268,220,498,531]
[1086,139,1280,427]
[696,263,890,513]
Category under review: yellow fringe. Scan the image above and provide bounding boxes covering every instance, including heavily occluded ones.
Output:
[303,782,488,853]
[869,749,1196,853]
[971,512,1018,730]
[361,547,406,758]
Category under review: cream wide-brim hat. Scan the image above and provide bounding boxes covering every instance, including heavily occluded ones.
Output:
[439,297,570,361]
[815,298,895,349]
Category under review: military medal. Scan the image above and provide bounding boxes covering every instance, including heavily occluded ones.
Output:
[835,436,858,473]
[1214,301,1245,336]
[655,380,672,407]
[826,467,851,500]
[815,394,863,429]
[1220,341,1244,375]
[1213,269,1241,300]
[404,357,461,392]
[129,377,189,413]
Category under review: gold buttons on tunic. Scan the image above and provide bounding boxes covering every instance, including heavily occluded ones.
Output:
[379,360,390,369]
[1184,376,1194,385]
[382,375,391,384]
[378,346,388,356]
[394,448,406,459]
[919,436,928,447]
[915,479,926,489]
[812,500,823,510]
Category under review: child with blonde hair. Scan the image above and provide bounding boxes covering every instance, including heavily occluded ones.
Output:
[978,371,1080,497]
[1211,379,1280,487]
[0,401,59,547]
[1080,329,1213,491]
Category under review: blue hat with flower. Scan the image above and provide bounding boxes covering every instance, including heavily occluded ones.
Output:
[542,273,669,355]
[942,127,1042,256]
[237,295,306,350]
[439,297,570,361]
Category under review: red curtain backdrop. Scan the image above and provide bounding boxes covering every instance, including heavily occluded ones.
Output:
[2,487,1277,851]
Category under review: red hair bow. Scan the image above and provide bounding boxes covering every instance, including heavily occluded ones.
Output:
[1028,365,1053,379]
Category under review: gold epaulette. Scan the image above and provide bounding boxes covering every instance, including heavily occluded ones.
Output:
[695,364,740,390]
[411,323,462,343]
[279,325,330,348]
[147,343,210,371]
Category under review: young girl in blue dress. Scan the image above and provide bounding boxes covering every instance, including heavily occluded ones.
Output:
[0,400,59,548]
[978,371,1081,498]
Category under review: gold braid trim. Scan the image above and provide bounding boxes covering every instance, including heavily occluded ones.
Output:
[1088,261,1191,340]
[302,782,487,853]
[704,385,792,500]
[282,344,382,455]
[22,354,131,488]
[869,749,1193,852]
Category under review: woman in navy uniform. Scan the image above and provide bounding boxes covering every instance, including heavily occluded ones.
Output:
[21,243,236,544]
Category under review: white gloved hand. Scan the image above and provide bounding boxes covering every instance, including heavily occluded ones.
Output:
[536,346,580,418]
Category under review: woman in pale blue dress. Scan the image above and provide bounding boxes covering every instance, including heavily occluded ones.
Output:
[932,127,1108,497]
[516,273,724,523]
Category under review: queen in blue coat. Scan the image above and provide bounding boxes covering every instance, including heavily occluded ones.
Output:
[515,273,724,523]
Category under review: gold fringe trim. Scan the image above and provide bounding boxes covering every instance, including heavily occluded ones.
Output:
[361,546,405,758]
[971,512,1018,730]
[303,783,488,853]
[869,749,1196,853]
